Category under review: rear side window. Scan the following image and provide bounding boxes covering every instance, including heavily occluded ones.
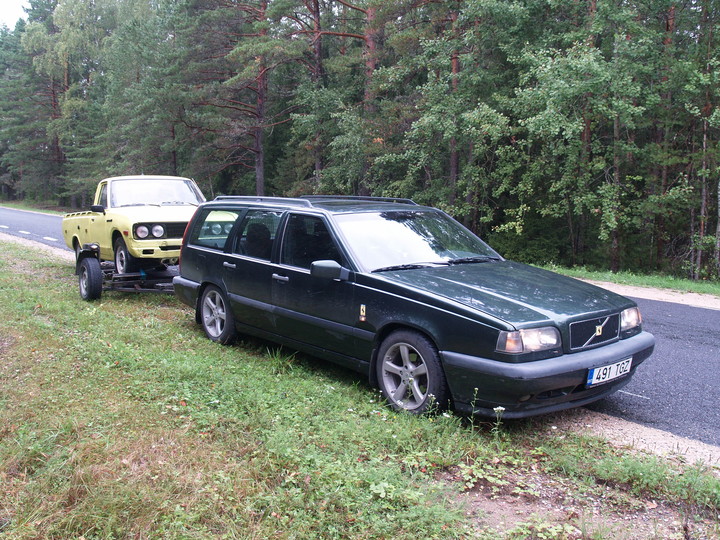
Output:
[232,210,283,260]
[189,209,241,250]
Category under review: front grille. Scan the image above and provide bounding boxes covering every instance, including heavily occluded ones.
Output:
[165,222,188,238]
[569,314,620,351]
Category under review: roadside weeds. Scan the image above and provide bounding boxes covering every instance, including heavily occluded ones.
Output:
[1,236,719,539]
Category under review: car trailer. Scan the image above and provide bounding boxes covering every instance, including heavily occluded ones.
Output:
[75,244,176,301]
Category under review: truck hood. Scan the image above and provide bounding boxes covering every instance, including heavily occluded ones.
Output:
[378,261,634,326]
[109,204,198,222]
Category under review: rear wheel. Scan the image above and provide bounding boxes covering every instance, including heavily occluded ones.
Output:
[114,237,139,274]
[78,257,102,301]
[377,330,448,414]
[199,286,236,344]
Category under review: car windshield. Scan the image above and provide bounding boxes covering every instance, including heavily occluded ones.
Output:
[110,179,204,207]
[333,210,500,272]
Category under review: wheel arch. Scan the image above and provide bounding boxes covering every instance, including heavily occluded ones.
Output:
[194,280,225,324]
[368,322,443,388]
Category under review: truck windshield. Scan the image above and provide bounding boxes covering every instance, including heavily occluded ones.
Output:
[110,178,205,207]
[333,210,501,272]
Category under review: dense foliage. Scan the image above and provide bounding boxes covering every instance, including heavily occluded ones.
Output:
[1,0,719,278]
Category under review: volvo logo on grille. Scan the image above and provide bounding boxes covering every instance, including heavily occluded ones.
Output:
[570,314,620,350]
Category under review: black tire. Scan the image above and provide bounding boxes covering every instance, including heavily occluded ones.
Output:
[376,330,448,414]
[199,286,236,344]
[78,257,103,301]
[114,237,139,274]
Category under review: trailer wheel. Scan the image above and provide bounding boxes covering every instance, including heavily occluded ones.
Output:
[79,257,103,301]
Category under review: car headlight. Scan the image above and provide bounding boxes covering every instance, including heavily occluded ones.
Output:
[136,225,149,239]
[496,327,561,354]
[211,223,222,235]
[620,307,642,331]
[152,224,165,238]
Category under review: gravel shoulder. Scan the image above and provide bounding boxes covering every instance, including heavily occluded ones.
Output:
[2,231,719,471]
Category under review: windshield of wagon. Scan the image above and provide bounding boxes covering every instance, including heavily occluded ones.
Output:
[110,178,205,207]
[333,210,501,272]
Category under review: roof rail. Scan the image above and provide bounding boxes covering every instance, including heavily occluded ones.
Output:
[301,195,418,205]
[213,196,312,207]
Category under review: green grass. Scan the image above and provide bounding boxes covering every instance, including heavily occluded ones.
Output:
[1,241,719,538]
[0,200,71,214]
[542,263,720,297]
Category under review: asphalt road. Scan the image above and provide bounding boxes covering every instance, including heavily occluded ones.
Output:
[1,205,719,447]
[587,297,720,447]
[0,206,69,252]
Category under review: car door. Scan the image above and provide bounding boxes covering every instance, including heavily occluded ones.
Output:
[88,182,111,258]
[271,213,360,362]
[223,209,284,332]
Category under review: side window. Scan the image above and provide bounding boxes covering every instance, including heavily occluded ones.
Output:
[233,210,283,260]
[98,184,108,208]
[281,214,342,269]
[189,209,241,250]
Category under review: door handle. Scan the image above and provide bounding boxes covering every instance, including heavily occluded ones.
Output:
[272,273,289,283]
[223,262,237,269]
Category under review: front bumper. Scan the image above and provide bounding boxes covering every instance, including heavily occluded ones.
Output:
[442,331,655,418]
[128,239,182,260]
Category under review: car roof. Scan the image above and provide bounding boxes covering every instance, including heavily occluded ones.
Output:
[104,175,195,182]
[206,195,433,214]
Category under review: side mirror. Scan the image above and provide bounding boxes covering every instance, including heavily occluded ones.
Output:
[90,204,105,214]
[311,260,350,281]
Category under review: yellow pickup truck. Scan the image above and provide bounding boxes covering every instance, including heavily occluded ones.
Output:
[63,175,205,273]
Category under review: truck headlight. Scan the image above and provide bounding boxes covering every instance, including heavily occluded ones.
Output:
[136,225,149,239]
[496,327,561,354]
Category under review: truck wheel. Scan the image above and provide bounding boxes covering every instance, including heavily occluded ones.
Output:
[79,257,103,301]
[114,237,139,274]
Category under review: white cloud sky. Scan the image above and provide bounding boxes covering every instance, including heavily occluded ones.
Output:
[0,0,30,29]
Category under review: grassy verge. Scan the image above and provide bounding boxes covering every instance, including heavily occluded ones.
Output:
[0,201,70,215]
[542,264,720,298]
[1,241,719,538]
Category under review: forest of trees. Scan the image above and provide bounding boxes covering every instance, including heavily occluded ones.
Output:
[0,0,718,279]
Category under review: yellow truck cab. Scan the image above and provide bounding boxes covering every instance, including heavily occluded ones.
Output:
[63,175,205,273]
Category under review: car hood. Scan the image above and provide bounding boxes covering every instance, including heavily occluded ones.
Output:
[109,204,198,222]
[377,261,634,326]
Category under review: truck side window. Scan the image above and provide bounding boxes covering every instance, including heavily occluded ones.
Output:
[98,184,108,208]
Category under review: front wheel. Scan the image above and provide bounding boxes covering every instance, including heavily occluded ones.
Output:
[78,257,103,301]
[199,286,236,344]
[114,237,139,274]
[376,330,448,414]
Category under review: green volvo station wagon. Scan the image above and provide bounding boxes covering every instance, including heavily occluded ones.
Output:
[173,196,655,418]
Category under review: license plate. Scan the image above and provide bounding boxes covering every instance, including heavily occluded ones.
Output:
[587,357,632,387]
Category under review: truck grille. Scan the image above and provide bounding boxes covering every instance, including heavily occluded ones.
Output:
[569,314,620,351]
[165,222,188,238]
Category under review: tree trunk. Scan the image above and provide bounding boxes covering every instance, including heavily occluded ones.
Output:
[310,0,324,183]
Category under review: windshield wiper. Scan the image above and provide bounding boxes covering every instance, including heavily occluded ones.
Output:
[372,262,449,273]
[162,201,199,206]
[447,256,501,265]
